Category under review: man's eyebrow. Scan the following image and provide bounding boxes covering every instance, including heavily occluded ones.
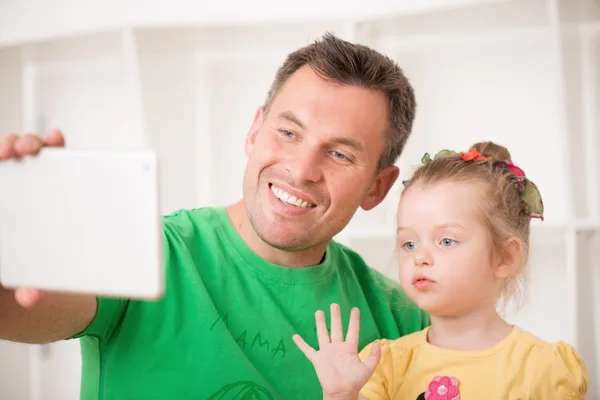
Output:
[330,137,364,151]
[277,111,305,129]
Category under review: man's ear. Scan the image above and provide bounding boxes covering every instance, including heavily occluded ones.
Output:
[245,106,264,157]
[360,166,400,211]
[494,237,523,280]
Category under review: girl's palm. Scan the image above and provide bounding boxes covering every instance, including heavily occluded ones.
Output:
[293,304,382,398]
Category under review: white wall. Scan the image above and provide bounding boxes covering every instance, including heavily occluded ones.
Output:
[0,0,598,398]
[0,0,507,47]
[0,46,33,400]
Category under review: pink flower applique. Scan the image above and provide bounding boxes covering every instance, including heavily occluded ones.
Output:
[425,376,460,400]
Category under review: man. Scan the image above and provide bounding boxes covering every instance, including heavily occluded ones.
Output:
[0,33,429,399]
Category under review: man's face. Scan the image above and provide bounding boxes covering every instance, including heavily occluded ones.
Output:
[242,65,400,251]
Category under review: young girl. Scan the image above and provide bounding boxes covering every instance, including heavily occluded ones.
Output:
[292,142,589,399]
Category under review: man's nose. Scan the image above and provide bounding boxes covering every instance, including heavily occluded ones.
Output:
[286,146,323,183]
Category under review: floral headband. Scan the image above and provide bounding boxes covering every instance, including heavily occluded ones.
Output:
[420,147,544,220]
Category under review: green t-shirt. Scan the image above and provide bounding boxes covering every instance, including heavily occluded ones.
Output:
[72,207,429,399]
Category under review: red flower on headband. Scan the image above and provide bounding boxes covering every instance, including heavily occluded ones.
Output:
[460,148,491,162]
[505,160,526,177]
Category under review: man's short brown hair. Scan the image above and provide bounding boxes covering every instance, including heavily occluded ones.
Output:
[263,32,417,171]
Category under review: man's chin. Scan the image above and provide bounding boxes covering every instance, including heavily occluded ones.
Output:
[256,231,310,251]
[248,208,322,250]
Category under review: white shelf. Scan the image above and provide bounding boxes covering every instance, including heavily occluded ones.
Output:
[377,26,553,52]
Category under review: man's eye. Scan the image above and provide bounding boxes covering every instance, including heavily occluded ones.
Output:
[280,130,295,138]
[331,151,349,161]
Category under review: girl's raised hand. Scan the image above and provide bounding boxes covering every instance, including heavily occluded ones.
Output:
[292,304,381,400]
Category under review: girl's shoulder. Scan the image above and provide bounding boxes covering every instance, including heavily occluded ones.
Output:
[515,326,586,362]
[357,329,429,399]
[514,327,589,397]
[358,328,428,368]
[370,328,428,353]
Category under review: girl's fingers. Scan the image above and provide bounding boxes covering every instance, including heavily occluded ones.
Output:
[292,334,316,361]
[315,310,331,349]
[364,340,382,373]
[345,307,361,346]
[329,303,344,342]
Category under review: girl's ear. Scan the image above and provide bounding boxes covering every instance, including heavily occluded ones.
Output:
[494,237,523,280]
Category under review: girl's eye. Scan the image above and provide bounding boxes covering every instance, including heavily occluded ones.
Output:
[402,241,416,251]
[440,238,456,247]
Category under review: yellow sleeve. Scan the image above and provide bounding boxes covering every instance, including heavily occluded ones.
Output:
[531,341,589,399]
[357,339,398,400]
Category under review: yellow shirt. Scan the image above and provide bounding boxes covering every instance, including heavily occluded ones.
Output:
[358,326,589,400]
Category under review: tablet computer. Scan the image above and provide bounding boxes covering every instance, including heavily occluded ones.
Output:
[0,148,163,299]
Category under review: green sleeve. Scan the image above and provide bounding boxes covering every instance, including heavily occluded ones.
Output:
[69,296,129,342]
[405,302,431,331]
[334,241,430,337]
[367,267,431,335]
[388,280,431,335]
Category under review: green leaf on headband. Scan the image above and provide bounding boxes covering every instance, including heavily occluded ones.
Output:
[522,179,544,218]
[421,149,459,165]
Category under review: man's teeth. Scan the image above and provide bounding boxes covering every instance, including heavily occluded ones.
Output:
[270,185,314,208]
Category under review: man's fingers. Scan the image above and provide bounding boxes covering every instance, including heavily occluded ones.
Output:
[0,129,65,160]
[364,340,382,373]
[14,134,45,157]
[292,334,316,361]
[45,129,65,147]
[0,134,18,160]
[14,288,44,309]
[315,310,331,348]
[345,307,361,346]
[329,303,344,342]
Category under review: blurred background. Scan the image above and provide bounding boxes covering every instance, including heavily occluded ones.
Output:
[0,0,599,398]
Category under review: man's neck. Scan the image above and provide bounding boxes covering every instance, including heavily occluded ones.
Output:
[225,201,329,268]
[427,305,512,352]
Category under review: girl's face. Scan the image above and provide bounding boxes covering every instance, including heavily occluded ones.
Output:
[396,181,504,318]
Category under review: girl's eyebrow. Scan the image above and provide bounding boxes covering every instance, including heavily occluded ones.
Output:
[396,224,468,234]
[436,223,467,231]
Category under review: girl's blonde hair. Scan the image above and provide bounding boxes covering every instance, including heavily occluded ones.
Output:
[402,141,541,309]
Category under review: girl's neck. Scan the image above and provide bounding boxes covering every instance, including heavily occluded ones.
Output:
[427,307,513,351]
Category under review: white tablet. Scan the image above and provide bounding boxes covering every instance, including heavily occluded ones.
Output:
[0,148,163,299]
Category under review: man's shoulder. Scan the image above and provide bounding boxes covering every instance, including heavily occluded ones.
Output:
[331,240,402,291]
[162,207,223,237]
[159,207,233,259]
[162,206,221,226]
[331,240,429,325]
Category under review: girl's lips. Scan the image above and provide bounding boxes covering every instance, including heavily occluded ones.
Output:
[413,275,435,290]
